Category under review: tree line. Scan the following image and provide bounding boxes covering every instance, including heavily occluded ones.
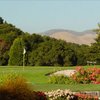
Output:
[0,17,100,66]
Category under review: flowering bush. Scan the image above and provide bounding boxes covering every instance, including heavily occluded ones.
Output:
[75,93,99,100]
[48,67,100,84]
[71,66,100,84]
[45,89,78,100]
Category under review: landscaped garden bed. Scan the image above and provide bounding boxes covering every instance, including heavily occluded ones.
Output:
[71,66,100,84]
[49,66,100,84]
[0,75,99,100]
[0,66,100,100]
[47,66,100,99]
[45,89,99,100]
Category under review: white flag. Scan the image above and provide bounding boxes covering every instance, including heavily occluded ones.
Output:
[23,48,26,54]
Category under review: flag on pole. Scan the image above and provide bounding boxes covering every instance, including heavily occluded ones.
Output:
[23,48,26,54]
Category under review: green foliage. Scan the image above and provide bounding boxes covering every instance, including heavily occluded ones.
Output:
[0,17,3,24]
[8,38,23,66]
[49,75,67,84]
[0,72,19,84]
[93,23,100,43]
[0,73,48,100]
[0,17,99,66]
[49,75,77,84]
[29,39,79,66]
[0,74,34,100]
[0,20,24,65]
[0,40,10,65]
[76,45,89,65]
[88,24,100,65]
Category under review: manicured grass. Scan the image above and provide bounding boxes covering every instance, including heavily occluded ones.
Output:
[0,66,100,92]
[34,84,100,92]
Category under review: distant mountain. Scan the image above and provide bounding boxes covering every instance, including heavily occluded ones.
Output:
[42,29,80,35]
[41,29,96,45]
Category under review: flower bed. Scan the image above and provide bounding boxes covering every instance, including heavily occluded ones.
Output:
[0,75,99,100]
[71,67,100,84]
[48,66,100,85]
[45,89,78,100]
[75,93,99,100]
[45,89,99,100]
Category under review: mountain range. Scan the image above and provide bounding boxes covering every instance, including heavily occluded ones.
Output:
[41,29,96,45]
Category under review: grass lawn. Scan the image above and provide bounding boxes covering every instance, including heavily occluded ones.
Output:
[0,66,100,92]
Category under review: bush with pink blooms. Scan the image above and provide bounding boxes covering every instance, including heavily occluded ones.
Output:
[75,93,99,100]
[71,66,100,84]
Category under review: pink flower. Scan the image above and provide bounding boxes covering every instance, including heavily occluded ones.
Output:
[75,66,83,71]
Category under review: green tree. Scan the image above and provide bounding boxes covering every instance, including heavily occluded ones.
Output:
[88,23,100,64]
[94,23,100,43]
[8,38,24,66]
[0,19,24,65]
[0,17,3,24]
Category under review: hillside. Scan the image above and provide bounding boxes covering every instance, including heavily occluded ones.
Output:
[42,29,96,45]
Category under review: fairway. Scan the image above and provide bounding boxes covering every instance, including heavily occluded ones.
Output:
[0,66,100,92]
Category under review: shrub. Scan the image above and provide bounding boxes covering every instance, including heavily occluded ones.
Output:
[71,66,100,84]
[0,72,20,84]
[48,75,77,84]
[0,74,48,100]
[48,75,67,84]
[0,74,35,100]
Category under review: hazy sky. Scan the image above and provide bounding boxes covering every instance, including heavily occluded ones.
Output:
[0,0,100,33]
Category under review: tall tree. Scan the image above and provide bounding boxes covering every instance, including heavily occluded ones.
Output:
[88,23,100,64]
[8,38,24,66]
[94,23,100,43]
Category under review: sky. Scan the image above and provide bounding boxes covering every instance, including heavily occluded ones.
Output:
[0,0,100,33]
